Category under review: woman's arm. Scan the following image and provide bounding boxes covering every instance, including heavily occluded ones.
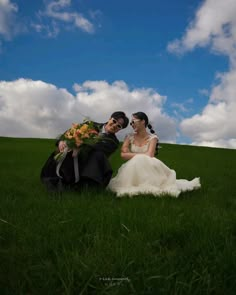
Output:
[92,134,119,157]
[121,136,136,160]
[144,137,158,157]
[121,136,158,160]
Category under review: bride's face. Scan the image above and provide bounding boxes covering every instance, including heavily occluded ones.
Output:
[130,116,144,132]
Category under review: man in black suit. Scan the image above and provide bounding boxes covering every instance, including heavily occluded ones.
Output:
[40,111,129,191]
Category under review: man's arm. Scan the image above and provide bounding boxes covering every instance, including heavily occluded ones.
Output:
[92,134,119,157]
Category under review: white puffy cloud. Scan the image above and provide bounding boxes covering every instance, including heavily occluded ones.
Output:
[168,0,236,149]
[73,80,176,141]
[167,0,236,59]
[0,79,76,138]
[0,79,176,142]
[33,0,95,37]
[46,0,94,32]
[0,0,23,39]
[180,69,236,147]
[0,0,96,44]
[190,139,236,149]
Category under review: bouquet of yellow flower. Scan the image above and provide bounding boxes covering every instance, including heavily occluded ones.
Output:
[54,120,99,161]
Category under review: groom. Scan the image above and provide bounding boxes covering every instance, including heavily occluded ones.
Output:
[40,111,129,191]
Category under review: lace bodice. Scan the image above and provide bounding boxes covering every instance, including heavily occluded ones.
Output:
[128,134,158,153]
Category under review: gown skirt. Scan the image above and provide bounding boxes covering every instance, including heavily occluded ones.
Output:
[108,154,200,197]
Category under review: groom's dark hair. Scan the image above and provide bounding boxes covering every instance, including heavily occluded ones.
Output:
[110,111,129,129]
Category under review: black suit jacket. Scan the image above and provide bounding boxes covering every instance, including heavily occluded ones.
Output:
[90,122,119,158]
[41,121,120,187]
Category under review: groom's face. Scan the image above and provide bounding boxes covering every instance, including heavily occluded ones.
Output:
[105,117,124,134]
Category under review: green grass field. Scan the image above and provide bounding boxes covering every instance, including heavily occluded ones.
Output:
[0,137,236,295]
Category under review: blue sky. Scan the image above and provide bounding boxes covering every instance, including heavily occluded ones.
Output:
[0,0,236,149]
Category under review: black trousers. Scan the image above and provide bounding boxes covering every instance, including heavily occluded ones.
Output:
[40,150,113,191]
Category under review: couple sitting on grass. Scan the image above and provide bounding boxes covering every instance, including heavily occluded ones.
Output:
[40,111,200,197]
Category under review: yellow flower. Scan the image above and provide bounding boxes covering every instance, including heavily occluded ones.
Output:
[79,124,89,133]
[65,131,73,139]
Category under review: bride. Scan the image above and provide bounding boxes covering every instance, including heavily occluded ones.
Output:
[108,112,201,197]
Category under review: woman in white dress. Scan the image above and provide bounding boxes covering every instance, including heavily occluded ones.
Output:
[108,112,201,197]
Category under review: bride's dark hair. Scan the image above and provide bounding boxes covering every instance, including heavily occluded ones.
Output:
[132,112,155,133]
[132,112,159,154]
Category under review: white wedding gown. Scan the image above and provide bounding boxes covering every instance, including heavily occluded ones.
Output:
[108,134,201,197]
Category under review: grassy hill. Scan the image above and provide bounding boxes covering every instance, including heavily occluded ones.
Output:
[0,137,236,294]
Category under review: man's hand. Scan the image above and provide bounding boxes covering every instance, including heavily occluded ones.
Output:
[58,140,67,152]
